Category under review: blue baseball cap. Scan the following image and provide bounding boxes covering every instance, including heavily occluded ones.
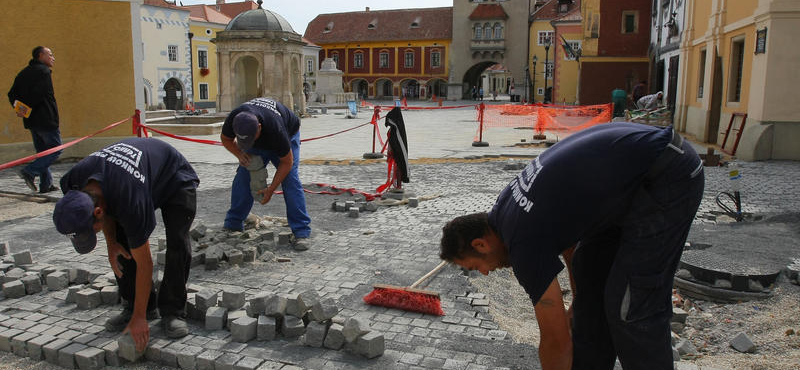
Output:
[232,112,259,151]
[53,190,97,254]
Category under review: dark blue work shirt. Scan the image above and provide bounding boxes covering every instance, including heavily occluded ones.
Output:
[487,122,672,304]
[221,98,300,157]
[60,138,199,249]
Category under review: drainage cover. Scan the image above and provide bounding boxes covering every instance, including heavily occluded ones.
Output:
[675,249,780,303]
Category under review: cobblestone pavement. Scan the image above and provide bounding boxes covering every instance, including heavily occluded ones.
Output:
[0,103,798,370]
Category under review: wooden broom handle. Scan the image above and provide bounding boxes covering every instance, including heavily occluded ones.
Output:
[409,261,448,289]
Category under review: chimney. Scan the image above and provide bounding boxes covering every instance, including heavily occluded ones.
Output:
[365,7,370,12]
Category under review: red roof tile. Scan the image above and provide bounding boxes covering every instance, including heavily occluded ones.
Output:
[304,7,452,44]
[468,4,508,20]
[142,0,185,11]
[212,1,259,19]
[186,5,232,24]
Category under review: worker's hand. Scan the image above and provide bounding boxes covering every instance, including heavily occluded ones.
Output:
[122,316,149,352]
[107,241,131,278]
[237,152,251,168]
[256,187,274,205]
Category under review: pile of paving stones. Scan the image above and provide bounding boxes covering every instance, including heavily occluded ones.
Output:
[669,304,757,363]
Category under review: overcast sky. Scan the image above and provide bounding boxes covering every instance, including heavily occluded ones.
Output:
[177,0,454,36]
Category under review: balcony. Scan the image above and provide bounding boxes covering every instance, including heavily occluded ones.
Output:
[470,39,505,52]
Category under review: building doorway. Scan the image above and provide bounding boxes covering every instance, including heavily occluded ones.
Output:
[163,78,183,111]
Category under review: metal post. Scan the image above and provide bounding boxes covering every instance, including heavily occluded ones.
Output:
[472,103,488,147]
[363,106,384,159]
[544,42,550,104]
[133,109,142,137]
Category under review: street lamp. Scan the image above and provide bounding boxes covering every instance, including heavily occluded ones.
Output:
[532,55,538,103]
[544,41,551,103]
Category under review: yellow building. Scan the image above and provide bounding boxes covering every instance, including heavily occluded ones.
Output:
[528,2,558,103]
[676,0,800,160]
[528,0,582,104]
[186,5,231,110]
[1,0,144,163]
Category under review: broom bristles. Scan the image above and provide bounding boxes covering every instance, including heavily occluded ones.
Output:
[363,286,444,316]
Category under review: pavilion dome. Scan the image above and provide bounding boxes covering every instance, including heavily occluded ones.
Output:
[226,2,296,33]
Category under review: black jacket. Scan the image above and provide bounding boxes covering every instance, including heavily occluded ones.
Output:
[7,60,59,130]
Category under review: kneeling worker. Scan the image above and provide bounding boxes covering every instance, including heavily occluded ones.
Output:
[220,97,311,250]
[440,122,704,370]
[53,138,199,352]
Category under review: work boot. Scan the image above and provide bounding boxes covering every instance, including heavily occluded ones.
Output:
[16,170,36,192]
[291,235,309,251]
[162,315,189,338]
[105,307,160,332]
[40,185,58,194]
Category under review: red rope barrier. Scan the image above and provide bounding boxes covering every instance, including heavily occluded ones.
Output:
[276,182,383,201]
[0,116,132,172]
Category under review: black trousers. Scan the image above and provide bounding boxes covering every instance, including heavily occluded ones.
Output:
[570,139,704,370]
[114,187,196,317]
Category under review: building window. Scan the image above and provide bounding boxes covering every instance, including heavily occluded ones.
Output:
[728,38,745,102]
[306,59,314,73]
[199,83,209,100]
[431,50,441,68]
[379,52,389,68]
[354,52,364,68]
[494,23,503,39]
[156,22,162,30]
[198,49,208,69]
[697,49,706,99]
[475,24,482,39]
[538,31,554,45]
[622,11,639,34]
[168,45,178,62]
[537,87,544,95]
[404,51,414,68]
[564,41,581,60]
[484,23,492,39]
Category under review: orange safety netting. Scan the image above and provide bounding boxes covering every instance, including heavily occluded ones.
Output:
[475,103,613,141]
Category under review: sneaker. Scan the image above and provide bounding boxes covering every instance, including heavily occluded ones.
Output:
[16,170,36,192]
[291,235,309,251]
[40,185,59,194]
[105,307,160,332]
[162,315,189,338]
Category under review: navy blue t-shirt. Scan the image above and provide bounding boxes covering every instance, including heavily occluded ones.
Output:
[60,138,199,249]
[221,98,300,157]
[487,122,672,304]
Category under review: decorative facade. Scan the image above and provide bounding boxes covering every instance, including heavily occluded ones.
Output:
[141,0,192,111]
[649,0,687,113]
[186,4,231,109]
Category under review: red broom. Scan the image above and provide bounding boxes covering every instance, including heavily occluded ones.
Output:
[363,261,447,316]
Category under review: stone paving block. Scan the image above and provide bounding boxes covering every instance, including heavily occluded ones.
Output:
[226,249,244,266]
[205,256,220,270]
[277,232,292,247]
[186,294,205,321]
[196,290,218,312]
[303,321,328,347]
[3,267,24,283]
[285,293,307,317]
[309,297,338,322]
[196,349,223,370]
[407,197,419,207]
[247,293,268,317]
[257,315,276,341]
[75,346,105,370]
[324,323,345,350]
[21,273,42,294]
[43,338,71,365]
[223,287,246,310]
[46,271,69,290]
[0,241,8,256]
[241,247,256,262]
[145,338,170,362]
[117,333,144,362]
[190,224,207,241]
[10,331,37,357]
[348,208,360,218]
[190,252,204,267]
[730,332,756,353]
[365,201,378,212]
[160,342,184,367]
[355,331,384,359]
[66,286,81,303]
[671,307,688,324]
[281,315,305,338]
[234,356,263,370]
[176,344,203,370]
[27,333,57,360]
[102,340,122,367]
[100,286,119,305]
[231,316,257,343]
[264,294,287,317]
[215,352,243,370]
[58,343,88,369]
[1,279,26,298]
[12,250,33,266]
[343,317,371,343]
[75,289,102,309]
[0,327,23,351]
[676,339,697,357]
[226,310,248,329]
[69,268,90,285]
[73,334,97,345]
[205,306,227,331]
[156,251,167,265]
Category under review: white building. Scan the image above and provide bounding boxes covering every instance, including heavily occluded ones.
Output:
[302,38,322,103]
[141,0,192,111]
[649,0,687,113]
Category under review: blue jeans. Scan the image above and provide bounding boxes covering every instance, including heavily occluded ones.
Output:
[23,128,62,189]
[224,131,311,237]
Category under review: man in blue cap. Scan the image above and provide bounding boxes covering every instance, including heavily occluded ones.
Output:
[53,138,199,352]
[220,97,311,250]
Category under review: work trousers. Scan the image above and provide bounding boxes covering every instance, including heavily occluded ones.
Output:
[570,137,704,370]
[23,127,62,190]
[114,187,196,317]
[224,131,311,237]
